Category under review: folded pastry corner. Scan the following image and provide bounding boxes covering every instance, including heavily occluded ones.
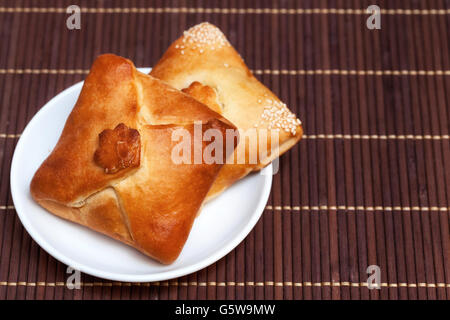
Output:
[30,53,237,264]
[150,22,303,201]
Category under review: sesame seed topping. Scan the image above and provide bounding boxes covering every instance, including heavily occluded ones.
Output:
[224,63,229,67]
[179,22,230,53]
[257,98,302,135]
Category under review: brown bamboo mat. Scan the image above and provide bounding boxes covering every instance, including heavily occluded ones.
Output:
[0,0,449,300]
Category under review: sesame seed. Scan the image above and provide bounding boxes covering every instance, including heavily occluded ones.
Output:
[181,50,184,55]
[179,22,230,52]
[257,98,302,135]
[224,63,229,67]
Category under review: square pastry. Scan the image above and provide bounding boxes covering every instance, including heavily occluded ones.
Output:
[30,54,236,264]
[151,23,303,200]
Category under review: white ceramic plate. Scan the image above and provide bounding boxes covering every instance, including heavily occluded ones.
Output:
[10,68,273,282]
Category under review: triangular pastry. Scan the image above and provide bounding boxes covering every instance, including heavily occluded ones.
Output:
[150,22,303,201]
[30,54,236,264]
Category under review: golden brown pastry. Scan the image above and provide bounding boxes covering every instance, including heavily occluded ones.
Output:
[30,54,236,264]
[150,22,303,201]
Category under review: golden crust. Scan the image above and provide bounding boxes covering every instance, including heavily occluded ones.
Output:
[30,54,237,264]
[115,121,230,262]
[31,54,139,204]
[150,23,303,200]
[182,81,223,114]
[35,188,134,245]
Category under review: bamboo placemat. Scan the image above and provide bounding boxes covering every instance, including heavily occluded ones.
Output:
[0,0,449,300]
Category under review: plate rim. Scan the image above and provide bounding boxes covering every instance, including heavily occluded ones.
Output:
[10,69,273,282]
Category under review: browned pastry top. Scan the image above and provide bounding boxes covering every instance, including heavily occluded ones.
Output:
[150,23,303,200]
[30,54,237,263]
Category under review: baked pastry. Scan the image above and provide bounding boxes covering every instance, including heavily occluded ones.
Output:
[150,22,303,201]
[30,54,236,264]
